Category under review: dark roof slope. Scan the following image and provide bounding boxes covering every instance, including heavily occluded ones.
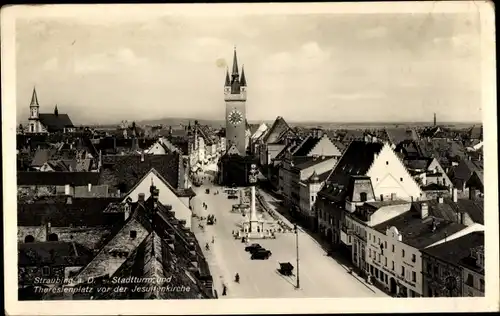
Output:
[373,211,466,249]
[319,141,383,200]
[422,231,484,268]
[18,241,94,267]
[293,136,320,156]
[17,171,101,186]
[39,113,74,132]
[100,153,181,193]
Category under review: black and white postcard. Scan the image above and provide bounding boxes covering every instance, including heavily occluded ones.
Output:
[2,2,498,315]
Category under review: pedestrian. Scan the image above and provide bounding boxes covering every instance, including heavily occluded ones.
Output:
[222,284,227,296]
[212,236,215,243]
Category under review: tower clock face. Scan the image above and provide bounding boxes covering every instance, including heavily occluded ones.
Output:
[228,109,243,125]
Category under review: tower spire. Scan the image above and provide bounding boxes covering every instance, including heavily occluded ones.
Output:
[240,65,247,86]
[54,104,59,116]
[225,68,231,86]
[30,86,39,106]
[231,46,239,77]
[433,113,437,126]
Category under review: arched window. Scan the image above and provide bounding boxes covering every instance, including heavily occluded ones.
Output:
[48,233,58,241]
[360,192,368,202]
[24,235,35,243]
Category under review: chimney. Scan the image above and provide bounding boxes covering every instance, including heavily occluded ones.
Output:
[65,184,70,195]
[452,188,458,203]
[45,222,51,241]
[88,183,92,192]
[421,203,429,219]
[141,151,145,162]
[469,188,476,200]
[138,193,145,202]
[437,196,443,204]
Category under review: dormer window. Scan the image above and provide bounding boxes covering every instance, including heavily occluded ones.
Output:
[130,230,137,239]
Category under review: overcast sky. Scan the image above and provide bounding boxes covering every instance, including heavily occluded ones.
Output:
[16,10,483,124]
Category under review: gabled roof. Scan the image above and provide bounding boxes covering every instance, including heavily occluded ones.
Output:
[421,231,484,269]
[262,116,294,144]
[17,197,122,226]
[319,141,384,201]
[293,136,320,156]
[75,196,213,298]
[39,113,74,132]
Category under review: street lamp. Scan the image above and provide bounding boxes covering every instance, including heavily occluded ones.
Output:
[294,224,300,289]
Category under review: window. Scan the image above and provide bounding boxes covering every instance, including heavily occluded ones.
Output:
[373,235,376,242]
[130,230,137,238]
[392,244,395,252]
[384,241,387,249]
[369,249,372,258]
[360,192,367,202]
[42,266,50,276]
[412,271,416,282]
[480,279,485,292]
[392,261,395,270]
[400,177,403,182]
[378,254,381,263]
[412,254,416,263]
[433,265,439,276]
[466,273,474,286]
[385,257,387,266]
[401,266,405,277]
[427,262,433,274]
[402,249,405,258]
[378,237,380,244]
[24,235,35,243]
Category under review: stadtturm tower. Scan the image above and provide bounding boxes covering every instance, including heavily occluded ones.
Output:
[224,48,247,155]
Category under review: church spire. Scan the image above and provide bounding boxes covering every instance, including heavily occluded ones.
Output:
[30,86,39,106]
[240,65,247,86]
[231,46,239,78]
[225,68,230,86]
[54,105,59,116]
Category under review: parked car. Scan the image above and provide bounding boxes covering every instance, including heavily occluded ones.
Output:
[245,243,262,253]
[228,195,238,200]
[251,249,272,260]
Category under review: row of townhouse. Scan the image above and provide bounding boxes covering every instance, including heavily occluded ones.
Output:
[313,141,485,298]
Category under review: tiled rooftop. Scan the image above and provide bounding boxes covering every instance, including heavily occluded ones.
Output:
[373,210,466,249]
[422,231,484,271]
[18,241,93,267]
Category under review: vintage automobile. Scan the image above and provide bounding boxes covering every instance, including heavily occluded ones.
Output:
[244,243,262,253]
[227,195,238,200]
[250,249,272,260]
[278,262,294,276]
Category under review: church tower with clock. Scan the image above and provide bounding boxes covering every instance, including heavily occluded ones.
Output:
[224,47,247,155]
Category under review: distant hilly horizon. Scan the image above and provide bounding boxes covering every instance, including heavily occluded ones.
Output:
[80,117,481,131]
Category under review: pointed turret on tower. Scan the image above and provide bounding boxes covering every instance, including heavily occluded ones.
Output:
[225,68,231,87]
[433,113,437,126]
[54,105,59,116]
[30,87,39,107]
[240,65,247,87]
